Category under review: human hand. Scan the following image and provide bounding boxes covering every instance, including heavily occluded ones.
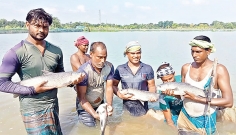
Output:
[149,97,157,102]
[34,80,55,93]
[162,89,175,96]
[183,91,197,101]
[72,73,85,85]
[94,112,100,120]
[117,90,133,100]
[107,105,113,116]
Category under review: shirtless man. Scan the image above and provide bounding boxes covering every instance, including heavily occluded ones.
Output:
[70,36,90,71]
[177,35,233,135]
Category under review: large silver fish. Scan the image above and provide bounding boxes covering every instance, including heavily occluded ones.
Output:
[118,88,160,101]
[156,82,207,97]
[96,103,108,135]
[13,71,84,98]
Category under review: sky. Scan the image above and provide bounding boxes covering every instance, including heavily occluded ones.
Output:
[0,0,236,25]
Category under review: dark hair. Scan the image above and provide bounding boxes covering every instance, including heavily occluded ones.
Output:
[193,35,211,51]
[90,41,107,53]
[26,8,53,25]
[194,35,211,43]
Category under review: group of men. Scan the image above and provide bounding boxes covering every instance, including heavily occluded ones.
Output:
[0,8,234,135]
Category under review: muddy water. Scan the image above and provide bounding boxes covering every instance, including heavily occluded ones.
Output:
[1,87,235,135]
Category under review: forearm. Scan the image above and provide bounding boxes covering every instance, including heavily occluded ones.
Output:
[147,79,156,93]
[106,87,113,106]
[149,85,156,93]
[79,98,97,117]
[163,110,176,128]
[112,85,119,96]
[195,96,233,107]
[0,78,36,95]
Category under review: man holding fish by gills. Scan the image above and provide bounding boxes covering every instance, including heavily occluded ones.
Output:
[75,42,114,128]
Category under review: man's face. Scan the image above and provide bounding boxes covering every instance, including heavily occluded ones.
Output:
[126,50,141,64]
[161,74,175,83]
[191,46,210,63]
[26,20,49,41]
[78,44,89,53]
[90,46,107,69]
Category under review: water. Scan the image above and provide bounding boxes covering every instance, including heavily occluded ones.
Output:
[0,31,235,135]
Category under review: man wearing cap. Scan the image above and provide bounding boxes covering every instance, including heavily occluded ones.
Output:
[113,41,156,116]
[70,36,90,71]
[167,35,233,135]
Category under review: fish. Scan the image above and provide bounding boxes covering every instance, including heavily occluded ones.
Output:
[156,82,207,97]
[13,71,85,98]
[96,103,108,135]
[118,88,160,101]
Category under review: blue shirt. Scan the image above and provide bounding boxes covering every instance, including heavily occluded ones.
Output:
[113,62,154,90]
[113,62,154,111]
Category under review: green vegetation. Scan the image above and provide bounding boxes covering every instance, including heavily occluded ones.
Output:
[0,17,236,33]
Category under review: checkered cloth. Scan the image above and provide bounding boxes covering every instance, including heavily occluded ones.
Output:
[156,62,175,79]
[21,106,62,135]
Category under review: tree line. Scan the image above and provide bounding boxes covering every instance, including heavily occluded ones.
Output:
[1,17,236,32]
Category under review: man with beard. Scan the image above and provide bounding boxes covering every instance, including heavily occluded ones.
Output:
[76,42,114,127]
[0,8,83,134]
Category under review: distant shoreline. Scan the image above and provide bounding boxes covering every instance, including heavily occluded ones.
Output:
[0,28,236,34]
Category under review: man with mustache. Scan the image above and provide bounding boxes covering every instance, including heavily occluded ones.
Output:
[75,42,114,127]
[0,8,83,134]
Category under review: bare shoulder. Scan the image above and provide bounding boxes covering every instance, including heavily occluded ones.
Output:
[70,53,79,60]
[216,63,229,75]
[181,63,190,71]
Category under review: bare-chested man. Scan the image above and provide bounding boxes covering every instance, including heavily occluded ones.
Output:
[70,36,90,71]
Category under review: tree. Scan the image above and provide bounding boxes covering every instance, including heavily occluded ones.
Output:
[51,17,62,28]
[0,19,7,28]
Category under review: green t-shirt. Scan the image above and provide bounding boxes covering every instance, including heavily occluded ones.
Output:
[159,75,183,116]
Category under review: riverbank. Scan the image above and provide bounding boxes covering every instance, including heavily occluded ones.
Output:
[0,28,236,34]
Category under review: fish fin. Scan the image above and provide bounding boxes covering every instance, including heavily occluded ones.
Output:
[41,70,54,75]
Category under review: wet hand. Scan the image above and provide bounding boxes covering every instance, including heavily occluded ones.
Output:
[162,89,175,96]
[107,105,113,116]
[183,91,197,101]
[94,113,100,120]
[149,97,157,102]
[72,74,85,85]
[118,90,133,100]
[34,80,55,93]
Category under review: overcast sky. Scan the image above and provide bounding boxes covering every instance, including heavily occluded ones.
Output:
[0,0,236,25]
